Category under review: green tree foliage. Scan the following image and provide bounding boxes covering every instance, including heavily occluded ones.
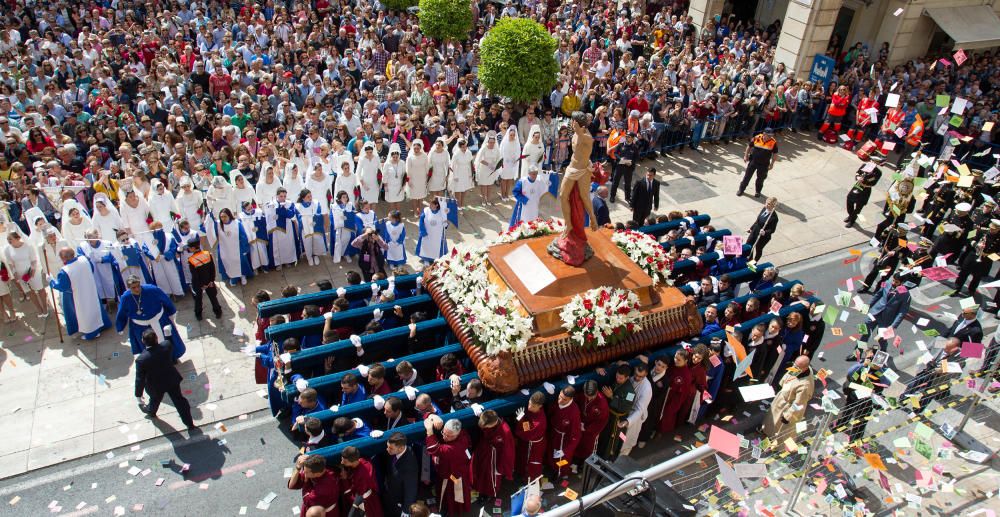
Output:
[418,0,473,42]
[479,18,559,103]
[380,0,418,11]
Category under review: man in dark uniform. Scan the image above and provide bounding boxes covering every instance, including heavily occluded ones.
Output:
[845,159,883,227]
[186,238,222,321]
[930,202,974,261]
[610,132,640,203]
[898,237,933,287]
[955,219,1000,297]
[859,224,908,293]
[135,328,196,429]
[746,196,779,262]
[630,167,660,225]
[738,127,778,198]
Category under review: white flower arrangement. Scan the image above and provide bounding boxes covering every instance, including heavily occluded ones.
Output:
[560,287,642,349]
[496,218,566,244]
[433,244,533,356]
[612,229,673,286]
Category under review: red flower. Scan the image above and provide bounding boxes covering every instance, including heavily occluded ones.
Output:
[145,214,154,225]
[618,306,630,315]
[626,323,635,332]
[451,248,459,257]
[495,307,508,316]
[583,299,593,310]
[586,333,594,341]
[646,256,654,264]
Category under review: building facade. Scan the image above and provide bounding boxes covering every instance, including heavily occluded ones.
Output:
[689,0,1000,79]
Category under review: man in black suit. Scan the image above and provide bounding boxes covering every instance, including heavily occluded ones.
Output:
[591,185,611,227]
[135,328,196,429]
[382,431,418,517]
[746,196,779,262]
[945,306,984,344]
[630,167,659,225]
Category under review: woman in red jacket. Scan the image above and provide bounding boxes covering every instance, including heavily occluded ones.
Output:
[819,85,850,138]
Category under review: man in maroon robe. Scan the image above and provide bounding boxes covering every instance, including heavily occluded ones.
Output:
[472,409,515,499]
[547,386,582,478]
[513,391,548,481]
[339,446,383,516]
[574,380,610,463]
[424,415,473,515]
[287,455,340,517]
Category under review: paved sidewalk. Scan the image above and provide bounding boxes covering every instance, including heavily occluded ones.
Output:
[0,132,878,479]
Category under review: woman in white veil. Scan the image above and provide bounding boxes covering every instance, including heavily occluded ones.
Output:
[231,171,257,208]
[520,124,545,178]
[60,199,95,248]
[91,193,124,241]
[175,176,205,229]
[283,162,306,200]
[119,188,154,247]
[498,125,521,199]
[255,164,282,205]
[207,176,236,216]
[147,179,179,233]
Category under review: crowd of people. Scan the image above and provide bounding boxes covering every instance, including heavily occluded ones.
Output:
[2,0,1000,515]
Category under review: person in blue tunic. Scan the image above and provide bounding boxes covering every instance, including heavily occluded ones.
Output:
[509,167,558,229]
[115,230,152,284]
[115,275,186,359]
[380,210,407,267]
[49,247,112,340]
[415,197,450,263]
[203,209,254,285]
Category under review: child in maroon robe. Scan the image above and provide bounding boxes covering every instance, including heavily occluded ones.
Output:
[681,344,710,424]
[546,386,582,478]
[472,409,515,499]
[424,416,473,515]
[513,391,548,480]
[659,349,696,433]
[339,446,383,516]
[574,380,610,463]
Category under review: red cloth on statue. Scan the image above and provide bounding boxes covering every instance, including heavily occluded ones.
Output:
[574,392,609,460]
[472,421,515,498]
[513,408,548,479]
[546,401,582,477]
[426,430,473,515]
[554,183,589,266]
[568,183,586,241]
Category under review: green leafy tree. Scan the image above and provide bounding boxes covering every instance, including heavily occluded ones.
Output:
[479,18,559,103]
[418,0,473,42]
[380,0,418,10]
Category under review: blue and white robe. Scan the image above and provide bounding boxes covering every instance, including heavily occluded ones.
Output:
[380,219,407,266]
[295,201,327,260]
[509,172,557,229]
[354,209,377,233]
[117,239,153,284]
[207,215,254,283]
[77,239,124,301]
[329,201,356,263]
[115,284,186,358]
[240,207,273,271]
[50,256,112,340]
[416,205,450,262]
[266,201,300,267]
[143,229,186,296]
[173,227,201,286]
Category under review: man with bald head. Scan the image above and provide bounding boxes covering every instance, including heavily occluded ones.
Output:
[48,246,112,340]
[762,355,815,438]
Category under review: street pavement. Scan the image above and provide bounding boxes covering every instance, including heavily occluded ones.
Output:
[3,243,999,516]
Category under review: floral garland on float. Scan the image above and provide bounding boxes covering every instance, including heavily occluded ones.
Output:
[495,218,566,244]
[433,244,534,356]
[611,229,673,286]
[560,287,642,349]
[432,219,664,357]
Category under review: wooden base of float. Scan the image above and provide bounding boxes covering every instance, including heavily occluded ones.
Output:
[425,229,702,394]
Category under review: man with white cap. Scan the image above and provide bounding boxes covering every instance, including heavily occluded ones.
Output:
[955,218,1000,297]
[930,201,974,262]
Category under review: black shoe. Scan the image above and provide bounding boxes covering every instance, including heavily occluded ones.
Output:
[214,309,223,319]
[737,190,744,197]
[138,403,151,414]
[845,221,854,228]
[843,216,851,223]
[194,314,203,321]
[754,192,762,198]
